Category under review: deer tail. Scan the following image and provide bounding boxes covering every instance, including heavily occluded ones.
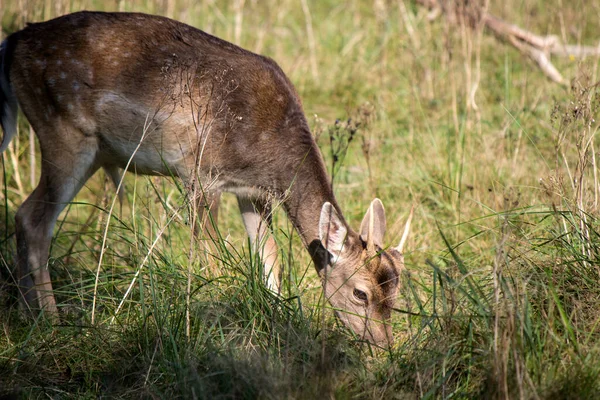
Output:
[0,34,19,154]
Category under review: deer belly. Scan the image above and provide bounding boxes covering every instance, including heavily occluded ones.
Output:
[99,132,192,177]
[95,93,196,176]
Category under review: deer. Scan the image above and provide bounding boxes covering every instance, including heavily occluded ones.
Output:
[0,11,412,346]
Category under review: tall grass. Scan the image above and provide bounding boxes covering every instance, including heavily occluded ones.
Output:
[2,0,600,398]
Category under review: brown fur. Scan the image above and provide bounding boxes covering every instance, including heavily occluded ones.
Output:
[0,11,409,345]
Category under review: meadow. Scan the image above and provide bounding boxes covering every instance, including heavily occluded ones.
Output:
[1,0,600,398]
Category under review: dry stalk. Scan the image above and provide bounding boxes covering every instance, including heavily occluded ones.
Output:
[399,0,421,50]
[492,212,511,400]
[547,71,600,271]
[96,113,154,325]
[300,0,319,82]
[233,0,246,45]
[186,180,198,342]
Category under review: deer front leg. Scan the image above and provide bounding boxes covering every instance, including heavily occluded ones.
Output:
[237,196,281,292]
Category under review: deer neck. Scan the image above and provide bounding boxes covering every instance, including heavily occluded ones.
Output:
[280,141,354,268]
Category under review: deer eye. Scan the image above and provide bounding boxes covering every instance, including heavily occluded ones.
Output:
[353,288,368,303]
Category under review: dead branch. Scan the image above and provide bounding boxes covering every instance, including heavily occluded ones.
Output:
[414,0,600,86]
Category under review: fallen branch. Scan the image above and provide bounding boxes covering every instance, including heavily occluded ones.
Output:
[503,27,567,85]
[415,0,600,85]
[484,14,600,59]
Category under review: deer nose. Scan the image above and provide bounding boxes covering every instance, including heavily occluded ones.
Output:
[367,321,394,347]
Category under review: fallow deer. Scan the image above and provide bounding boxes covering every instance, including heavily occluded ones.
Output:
[0,11,411,345]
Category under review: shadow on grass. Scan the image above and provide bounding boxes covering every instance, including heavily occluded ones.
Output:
[0,280,364,399]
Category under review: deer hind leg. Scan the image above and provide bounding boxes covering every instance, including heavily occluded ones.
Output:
[237,196,281,292]
[16,137,99,321]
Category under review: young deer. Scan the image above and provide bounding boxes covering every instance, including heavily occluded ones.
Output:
[0,11,411,345]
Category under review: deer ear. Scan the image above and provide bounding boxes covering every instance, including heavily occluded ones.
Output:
[319,202,348,259]
[360,198,386,250]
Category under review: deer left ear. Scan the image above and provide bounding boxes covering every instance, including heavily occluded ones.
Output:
[360,198,386,250]
[319,202,348,260]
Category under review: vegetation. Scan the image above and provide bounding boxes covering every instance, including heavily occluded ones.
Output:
[1,0,600,398]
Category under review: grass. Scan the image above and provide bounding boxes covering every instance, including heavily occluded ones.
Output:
[2,0,600,398]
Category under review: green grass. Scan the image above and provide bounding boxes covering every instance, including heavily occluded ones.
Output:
[2,0,600,398]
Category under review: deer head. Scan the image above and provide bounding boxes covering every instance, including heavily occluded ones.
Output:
[318,199,411,345]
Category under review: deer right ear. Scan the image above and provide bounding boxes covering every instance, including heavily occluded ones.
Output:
[359,198,386,251]
[319,202,348,261]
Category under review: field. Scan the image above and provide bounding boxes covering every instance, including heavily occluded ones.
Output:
[1,0,600,398]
